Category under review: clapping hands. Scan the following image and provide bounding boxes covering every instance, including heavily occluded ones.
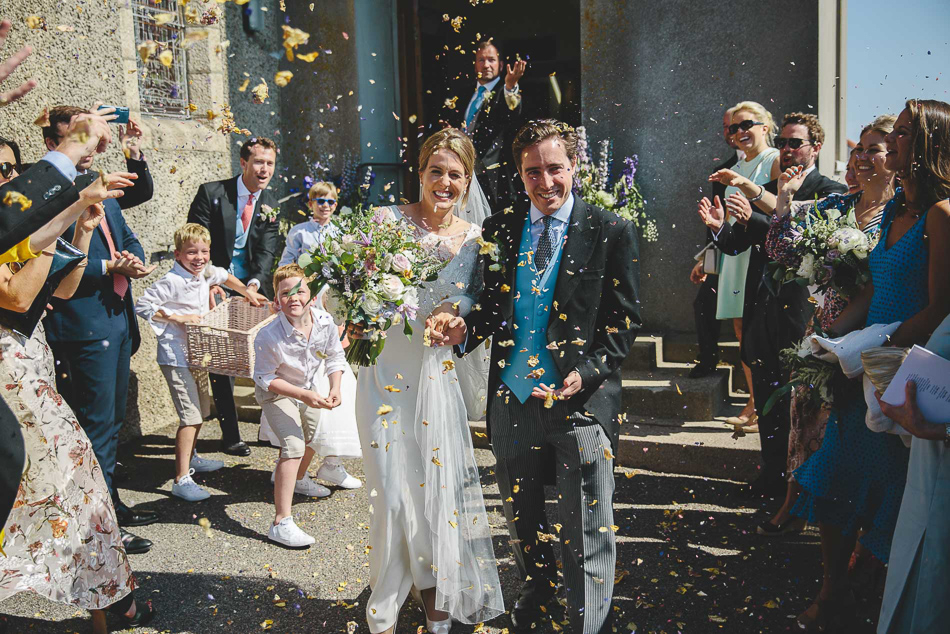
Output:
[724,192,754,225]
[697,196,726,231]
[108,250,155,279]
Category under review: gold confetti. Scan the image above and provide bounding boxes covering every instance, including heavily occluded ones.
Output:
[383,385,401,392]
[431,457,443,467]
[137,40,158,63]
[238,79,250,92]
[158,49,174,68]
[376,404,393,416]
[544,392,555,409]
[25,16,46,30]
[33,107,50,127]
[282,25,310,61]
[442,359,455,372]
[297,51,320,62]
[274,70,294,87]
[2,191,32,211]
[252,80,269,103]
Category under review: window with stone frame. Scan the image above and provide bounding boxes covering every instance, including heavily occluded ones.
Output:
[132,0,190,118]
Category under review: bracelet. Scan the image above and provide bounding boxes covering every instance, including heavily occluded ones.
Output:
[746,185,765,203]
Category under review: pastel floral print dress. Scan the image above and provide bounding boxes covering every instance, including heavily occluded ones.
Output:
[0,320,134,609]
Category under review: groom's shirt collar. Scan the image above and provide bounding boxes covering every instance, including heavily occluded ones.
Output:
[529,193,574,226]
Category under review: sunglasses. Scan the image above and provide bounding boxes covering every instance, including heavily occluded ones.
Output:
[775,137,812,150]
[0,162,16,179]
[311,198,336,206]
[728,120,765,135]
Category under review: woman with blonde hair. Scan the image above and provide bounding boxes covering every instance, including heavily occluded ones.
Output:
[703,101,781,428]
[348,127,502,634]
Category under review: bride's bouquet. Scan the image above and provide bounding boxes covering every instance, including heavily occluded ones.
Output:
[769,204,879,300]
[763,334,838,415]
[299,206,446,366]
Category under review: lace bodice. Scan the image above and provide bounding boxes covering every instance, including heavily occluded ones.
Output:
[383,206,483,320]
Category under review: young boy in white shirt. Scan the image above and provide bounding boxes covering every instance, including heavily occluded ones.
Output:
[253,263,348,547]
[135,223,267,502]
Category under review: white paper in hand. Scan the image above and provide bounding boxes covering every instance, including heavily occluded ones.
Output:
[881,345,950,424]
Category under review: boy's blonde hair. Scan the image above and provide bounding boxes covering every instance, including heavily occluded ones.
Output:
[273,263,310,293]
[308,181,338,200]
[174,223,211,251]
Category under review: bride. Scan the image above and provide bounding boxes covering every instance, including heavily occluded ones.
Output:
[349,128,502,634]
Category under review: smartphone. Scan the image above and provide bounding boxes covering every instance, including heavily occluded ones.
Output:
[98,105,130,124]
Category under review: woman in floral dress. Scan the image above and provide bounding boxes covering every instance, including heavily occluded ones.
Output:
[759,115,896,536]
[0,140,153,632]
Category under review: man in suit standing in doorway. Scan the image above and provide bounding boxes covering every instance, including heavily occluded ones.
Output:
[436,120,641,634]
[446,39,526,211]
[187,136,280,456]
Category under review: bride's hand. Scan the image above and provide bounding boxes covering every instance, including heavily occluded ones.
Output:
[425,312,467,347]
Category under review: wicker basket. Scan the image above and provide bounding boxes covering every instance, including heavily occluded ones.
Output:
[186,298,276,378]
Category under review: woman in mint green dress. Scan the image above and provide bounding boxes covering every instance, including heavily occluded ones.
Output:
[708,101,781,424]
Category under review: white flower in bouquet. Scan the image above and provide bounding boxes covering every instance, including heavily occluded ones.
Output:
[341,234,361,252]
[391,253,412,274]
[379,274,405,301]
[379,252,394,272]
[830,227,869,257]
[360,292,383,316]
[796,253,816,281]
[402,287,420,310]
[592,190,615,208]
[824,209,842,222]
[329,241,344,257]
[325,288,348,324]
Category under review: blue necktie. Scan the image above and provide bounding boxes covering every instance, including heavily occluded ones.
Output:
[465,85,487,130]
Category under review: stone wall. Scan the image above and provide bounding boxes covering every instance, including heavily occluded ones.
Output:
[581,0,823,334]
[3,2,234,436]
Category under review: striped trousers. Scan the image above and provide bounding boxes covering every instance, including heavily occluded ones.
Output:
[489,387,616,634]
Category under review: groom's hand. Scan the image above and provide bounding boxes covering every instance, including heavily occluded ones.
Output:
[530,371,583,400]
[426,313,467,347]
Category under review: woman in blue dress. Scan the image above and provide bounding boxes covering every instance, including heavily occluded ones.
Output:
[792,99,950,632]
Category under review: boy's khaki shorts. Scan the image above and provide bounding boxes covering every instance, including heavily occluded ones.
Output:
[255,386,319,459]
[160,365,211,427]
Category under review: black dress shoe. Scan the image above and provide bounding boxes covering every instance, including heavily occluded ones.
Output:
[688,362,718,378]
[115,504,160,527]
[222,440,251,456]
[510,586,555,633]
[120,529,153,555]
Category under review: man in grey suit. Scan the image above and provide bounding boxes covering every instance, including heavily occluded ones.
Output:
[437,120,641,634]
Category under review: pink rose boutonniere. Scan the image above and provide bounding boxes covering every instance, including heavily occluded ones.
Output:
[259,204,279,223]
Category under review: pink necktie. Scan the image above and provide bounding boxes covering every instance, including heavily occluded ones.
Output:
[241,193,255,232]
[98,215,129,298]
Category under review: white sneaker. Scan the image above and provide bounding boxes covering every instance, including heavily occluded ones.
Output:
[190,452,224,473]
[268,517,315,548]
[270,469,331,497]
[294,474,331,498]
[316,462,362,489]
[172,469,211,502]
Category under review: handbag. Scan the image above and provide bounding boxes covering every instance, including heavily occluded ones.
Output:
[700,242,721,275]
[0,238,86,338]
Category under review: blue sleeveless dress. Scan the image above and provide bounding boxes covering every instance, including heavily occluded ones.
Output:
[791,191,927,562]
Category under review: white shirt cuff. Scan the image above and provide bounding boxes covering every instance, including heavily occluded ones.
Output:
[101,260,109,275]
[42,151,79,182]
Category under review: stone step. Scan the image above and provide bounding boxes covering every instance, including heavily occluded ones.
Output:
[661,334,749,393]
[234,382,261,423]
[622,368,729,420]
[468,420,760,481]
[621,338,659,372]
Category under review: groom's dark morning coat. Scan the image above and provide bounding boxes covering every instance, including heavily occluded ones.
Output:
[460,198,641,448]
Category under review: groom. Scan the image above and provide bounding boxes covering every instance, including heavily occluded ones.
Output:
[438,120,641,634]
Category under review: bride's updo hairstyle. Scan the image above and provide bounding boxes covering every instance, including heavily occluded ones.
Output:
[418,127,475,206]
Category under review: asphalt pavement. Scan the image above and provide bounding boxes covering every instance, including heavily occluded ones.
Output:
[0,421,884,634]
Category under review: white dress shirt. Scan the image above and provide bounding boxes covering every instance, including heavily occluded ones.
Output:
[529,193,574,253]
[253,305,348,393]
[134,262,230,367]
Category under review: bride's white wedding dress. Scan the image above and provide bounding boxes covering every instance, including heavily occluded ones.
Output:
[355,206,503,633]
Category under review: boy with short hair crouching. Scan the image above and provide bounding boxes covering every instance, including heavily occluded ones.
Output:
[135,223,267,502]
[253,263,348,547]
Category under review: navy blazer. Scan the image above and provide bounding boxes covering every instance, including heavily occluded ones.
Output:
[44,192,147,354]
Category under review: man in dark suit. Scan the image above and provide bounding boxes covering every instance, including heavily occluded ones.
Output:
[40,106,158,553]
[187,136,280,456]
[438,120,641,634]
[703,113,847,498]
[444,39,526,211]
[690,108,740,377]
